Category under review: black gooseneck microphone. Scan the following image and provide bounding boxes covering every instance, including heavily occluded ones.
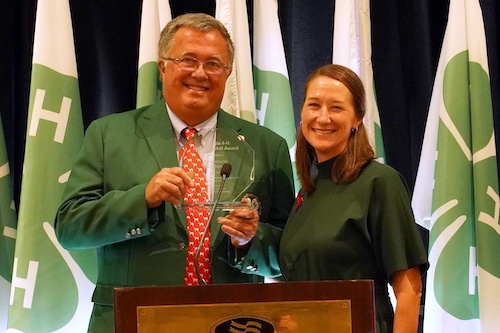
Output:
[195,162,232,285]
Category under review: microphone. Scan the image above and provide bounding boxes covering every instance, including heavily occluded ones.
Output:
[220,163,232,179]
[195,163,232,285]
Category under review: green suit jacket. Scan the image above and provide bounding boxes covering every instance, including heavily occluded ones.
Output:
[55,99,294,326]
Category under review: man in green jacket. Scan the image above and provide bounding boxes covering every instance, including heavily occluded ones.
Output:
[55,13,294,333]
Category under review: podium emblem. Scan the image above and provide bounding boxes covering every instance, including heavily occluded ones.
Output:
[211,316,276,333]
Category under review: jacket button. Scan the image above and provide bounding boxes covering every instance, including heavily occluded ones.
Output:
[125,232,131,239]
[179,242,186,250]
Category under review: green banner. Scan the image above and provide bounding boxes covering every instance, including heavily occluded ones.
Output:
[0,114,17,331]
[8,63,97,332]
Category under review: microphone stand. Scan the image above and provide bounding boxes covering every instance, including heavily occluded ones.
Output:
[195,163,232,285]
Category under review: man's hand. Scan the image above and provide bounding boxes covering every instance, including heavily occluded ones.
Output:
[217,199,258,248]
[145,167,194,208]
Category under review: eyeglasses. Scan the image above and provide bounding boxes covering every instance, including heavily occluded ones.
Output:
[162,56,231,75]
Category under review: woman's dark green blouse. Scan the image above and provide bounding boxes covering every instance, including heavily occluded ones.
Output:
[279,158,428,333]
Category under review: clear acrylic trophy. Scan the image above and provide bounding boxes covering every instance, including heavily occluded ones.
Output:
[179,128,256,212]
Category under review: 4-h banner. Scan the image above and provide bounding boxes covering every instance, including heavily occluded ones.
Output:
[332,0,385,162]
[137,0,172,108]
[412,0,500,332]
[7,1,97,332]
[215,0,256,123]
[253,0,299,191]
[1,115,17,332]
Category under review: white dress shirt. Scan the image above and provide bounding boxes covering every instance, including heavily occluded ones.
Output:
[166,105,217,200]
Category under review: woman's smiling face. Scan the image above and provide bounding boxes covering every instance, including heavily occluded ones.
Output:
[300,75,362,162]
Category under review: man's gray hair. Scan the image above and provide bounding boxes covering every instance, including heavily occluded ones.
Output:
[158,13,235,66]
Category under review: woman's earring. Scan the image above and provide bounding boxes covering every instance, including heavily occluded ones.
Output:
[351,127,358,134]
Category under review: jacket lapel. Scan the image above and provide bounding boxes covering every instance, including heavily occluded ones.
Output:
[137,100,178,169]
[137,100,186,229]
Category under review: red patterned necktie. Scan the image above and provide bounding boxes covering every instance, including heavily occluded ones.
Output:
[180,127,211,285]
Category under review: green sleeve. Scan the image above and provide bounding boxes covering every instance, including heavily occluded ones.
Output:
[368,166,428,282]
[55,120,153,250]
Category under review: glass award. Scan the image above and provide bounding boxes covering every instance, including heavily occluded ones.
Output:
[179,128,255,212]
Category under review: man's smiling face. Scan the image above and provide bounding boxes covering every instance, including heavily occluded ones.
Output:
[159,26,231,126]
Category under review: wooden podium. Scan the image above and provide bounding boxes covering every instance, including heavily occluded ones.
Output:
[114,280,375,332]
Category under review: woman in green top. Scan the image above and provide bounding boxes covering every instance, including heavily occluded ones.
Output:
[280,64,428,333]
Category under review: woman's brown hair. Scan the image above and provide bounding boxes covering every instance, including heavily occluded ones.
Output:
[296,64,376,192]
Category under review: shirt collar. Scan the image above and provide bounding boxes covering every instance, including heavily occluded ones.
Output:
[166,104,218,140]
